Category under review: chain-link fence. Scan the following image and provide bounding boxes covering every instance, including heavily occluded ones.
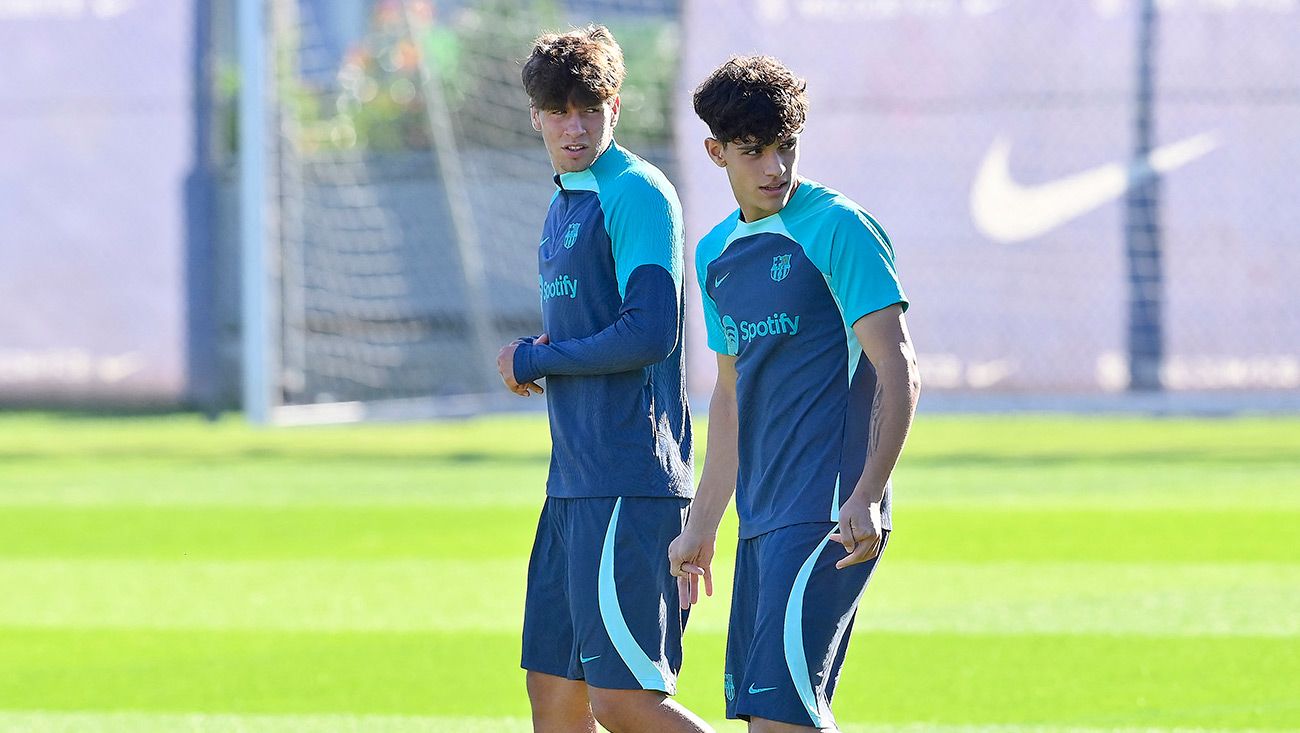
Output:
[676,0,1300,395]
[228,0,1299,418]
[231,0,680,415]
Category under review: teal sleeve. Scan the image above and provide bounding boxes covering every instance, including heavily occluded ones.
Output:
[606,174,684,301]
[827,210,908,328]
[697,243,730,355]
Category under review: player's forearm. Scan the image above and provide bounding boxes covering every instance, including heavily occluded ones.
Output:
[685,386,739,535]
[514,313,675,380]
[689,465,737,537]
[514,268,678,382]
[851,355,920,503]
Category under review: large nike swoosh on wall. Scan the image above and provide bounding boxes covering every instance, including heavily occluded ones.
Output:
[970,132,1219,244]
[92,0,138,18]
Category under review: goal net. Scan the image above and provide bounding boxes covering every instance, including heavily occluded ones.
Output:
[255,0,680,423]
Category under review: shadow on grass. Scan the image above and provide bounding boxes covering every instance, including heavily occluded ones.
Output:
[3,446,1296,469]
[910,450,1300,469]
[0,449,551,465]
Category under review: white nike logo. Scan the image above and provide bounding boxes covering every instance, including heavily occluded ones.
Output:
[92,0,138,18]
[714,272,731,288]
[963,0,1009,16]
[970,132,1219,244]
[539,237,549,248]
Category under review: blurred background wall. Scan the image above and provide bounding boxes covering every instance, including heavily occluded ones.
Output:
[2,0,1296,416]
[0,0,218,407]
[678,0,1300,396]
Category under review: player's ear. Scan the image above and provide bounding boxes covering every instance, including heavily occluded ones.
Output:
[704,138,726,167]
[529,106,542,132]
[609,95,621,128]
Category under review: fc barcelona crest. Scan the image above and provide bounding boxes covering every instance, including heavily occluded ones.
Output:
[771,254,792,282]
[563,222,582,249]
[723,674,735,702]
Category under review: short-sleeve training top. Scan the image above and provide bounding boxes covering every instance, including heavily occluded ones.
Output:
[696,180,907,538]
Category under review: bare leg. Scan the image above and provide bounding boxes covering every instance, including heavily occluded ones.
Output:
[586,687,714,733]
[749,716,836,733]
[526,671,596,733]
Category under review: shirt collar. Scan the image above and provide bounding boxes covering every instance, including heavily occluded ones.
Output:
[553,140,620,192]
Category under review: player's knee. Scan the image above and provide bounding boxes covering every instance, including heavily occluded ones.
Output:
[587,689,632,731]
[528,698,594,733]
[587,687,664,732]
[525,672,590,723]
[749,716,835,733]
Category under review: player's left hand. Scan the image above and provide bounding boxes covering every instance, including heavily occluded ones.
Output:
[668,528,715,610]
[829,496,883,569]
[496,335,547,397]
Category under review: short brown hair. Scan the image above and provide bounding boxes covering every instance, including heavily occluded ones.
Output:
[693,55,808,147]
[522,25,626,110]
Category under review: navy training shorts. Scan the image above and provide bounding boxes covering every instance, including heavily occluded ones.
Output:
[521,495,690,693]
[725,521,889,728]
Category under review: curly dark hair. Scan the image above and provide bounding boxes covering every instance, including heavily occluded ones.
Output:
[693,55,808,147]
[521,25,626,110]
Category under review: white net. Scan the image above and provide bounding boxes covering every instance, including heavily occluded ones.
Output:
[266,0,680,417]
[259,0,1299,419]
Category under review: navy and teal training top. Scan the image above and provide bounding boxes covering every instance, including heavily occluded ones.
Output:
[697,180,907,538]
[514,142,693,499]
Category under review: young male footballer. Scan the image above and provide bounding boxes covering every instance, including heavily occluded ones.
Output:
[496,25,712,733]
[669,55,921,732]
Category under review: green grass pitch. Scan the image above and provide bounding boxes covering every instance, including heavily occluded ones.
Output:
[1,411,1298,731]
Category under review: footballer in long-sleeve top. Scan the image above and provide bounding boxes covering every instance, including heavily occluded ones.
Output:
[515,26,708,708]
[516,140,696,695]
[513,140,694,500]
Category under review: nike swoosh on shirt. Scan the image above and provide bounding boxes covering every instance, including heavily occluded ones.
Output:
[713,272,731,288]
[539,237,549,247]
[580,654,601,663]
[748,684,778,694]
[970,131,1219,244]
